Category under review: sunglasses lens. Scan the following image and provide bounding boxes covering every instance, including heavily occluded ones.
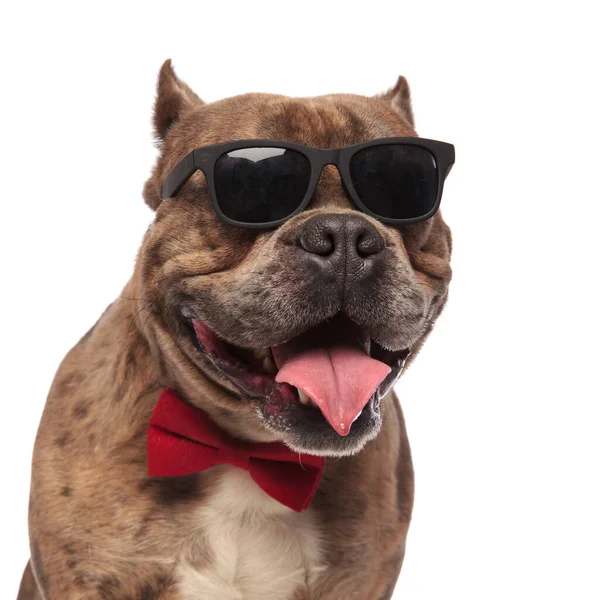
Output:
[349,144,438,220]
[214,147,311,224]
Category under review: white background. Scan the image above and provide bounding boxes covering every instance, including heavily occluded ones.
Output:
[1,1,599,598]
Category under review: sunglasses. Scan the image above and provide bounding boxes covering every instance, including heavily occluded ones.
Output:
[161,137,455,228]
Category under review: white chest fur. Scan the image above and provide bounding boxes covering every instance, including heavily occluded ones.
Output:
[177,466,325,600]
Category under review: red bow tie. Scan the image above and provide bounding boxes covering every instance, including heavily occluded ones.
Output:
[147,389,325,512]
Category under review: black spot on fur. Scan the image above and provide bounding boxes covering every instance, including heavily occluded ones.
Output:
[63,542,76,555]
[66,558,78,569]
[155,574,171,588]
[73,402,89,420]
[135,575,173,600]
[142,474,202,507]
[139,584,157,600]
[97,574,121,599]
[60,486,72,497]
[55,372,79,396]
[55,432,72,447]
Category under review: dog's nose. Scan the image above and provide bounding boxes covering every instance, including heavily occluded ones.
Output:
[298,213,384,267]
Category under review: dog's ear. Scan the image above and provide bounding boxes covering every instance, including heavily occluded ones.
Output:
[153,59,203,141]
[378,76,414,127]
[144,60,203,210]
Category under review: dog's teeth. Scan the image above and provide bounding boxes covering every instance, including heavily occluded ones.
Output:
[253,347,271,360]
[262,357,276,375]
[298,389,312,406]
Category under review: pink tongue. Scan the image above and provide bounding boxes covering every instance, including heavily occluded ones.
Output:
[273,342,391,437]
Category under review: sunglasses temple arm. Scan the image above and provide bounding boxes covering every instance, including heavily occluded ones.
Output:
[161,151,197,200]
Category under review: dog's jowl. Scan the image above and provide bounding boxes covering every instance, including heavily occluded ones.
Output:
[18,61,453,600]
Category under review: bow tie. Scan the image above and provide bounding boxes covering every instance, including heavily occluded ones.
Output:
[147,389,325,512]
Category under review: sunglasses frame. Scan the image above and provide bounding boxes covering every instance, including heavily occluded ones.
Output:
[161,137,455,228]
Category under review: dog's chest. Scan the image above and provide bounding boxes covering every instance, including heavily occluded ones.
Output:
[177,467,324,600]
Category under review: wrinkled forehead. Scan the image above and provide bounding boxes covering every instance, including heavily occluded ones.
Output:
[180,93,414,149]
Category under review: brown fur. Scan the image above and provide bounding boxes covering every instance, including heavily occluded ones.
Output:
[20,61,452,598]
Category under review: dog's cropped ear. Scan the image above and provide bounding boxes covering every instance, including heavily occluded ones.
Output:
[153,59,203,141]
[377,76,414,127]
[144,60,203,210]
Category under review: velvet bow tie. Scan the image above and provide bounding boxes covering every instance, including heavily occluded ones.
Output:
[147,389,325,512]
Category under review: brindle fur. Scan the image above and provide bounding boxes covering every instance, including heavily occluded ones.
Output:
[18,60,452,599]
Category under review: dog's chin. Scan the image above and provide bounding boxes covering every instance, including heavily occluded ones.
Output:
[261,395,383,457]
[177,309,410,457]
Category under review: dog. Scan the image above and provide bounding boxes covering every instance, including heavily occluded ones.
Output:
[18,60,453,600]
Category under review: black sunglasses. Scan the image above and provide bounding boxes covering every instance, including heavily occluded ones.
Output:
[161,137,455,228]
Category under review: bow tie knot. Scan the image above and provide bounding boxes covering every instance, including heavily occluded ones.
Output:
[147,389,325,512]
[217,442,251,471]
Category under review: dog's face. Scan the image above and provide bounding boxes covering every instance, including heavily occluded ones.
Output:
[139,61,452,457]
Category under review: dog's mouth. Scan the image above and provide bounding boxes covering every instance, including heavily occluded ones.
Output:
[183,312,410,451]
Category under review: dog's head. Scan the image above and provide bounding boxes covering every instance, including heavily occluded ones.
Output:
[138,60,452,457]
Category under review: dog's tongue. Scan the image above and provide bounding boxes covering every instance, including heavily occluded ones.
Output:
[272,320,391,437]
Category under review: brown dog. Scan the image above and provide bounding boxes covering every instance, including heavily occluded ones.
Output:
[18,60,452,600]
